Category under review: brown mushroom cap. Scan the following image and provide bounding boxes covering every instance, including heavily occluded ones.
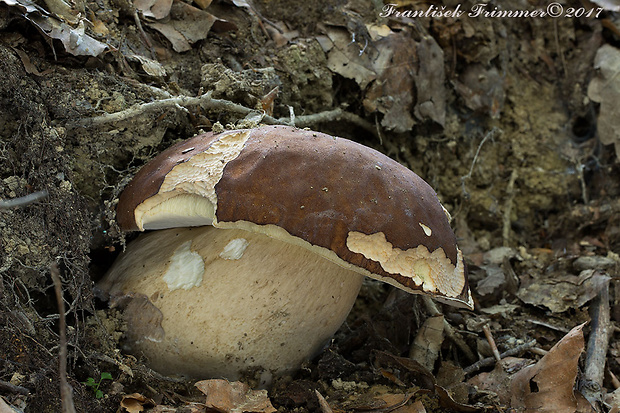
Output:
[117,125,472,309]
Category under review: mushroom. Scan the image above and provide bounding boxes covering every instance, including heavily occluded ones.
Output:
[98,125,472,381]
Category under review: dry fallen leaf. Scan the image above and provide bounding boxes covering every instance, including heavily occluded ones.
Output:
[195,379,276,413]
[517,270,611,313]
[134,0,173,19]
[1,0,107,56]
[120,393,156,413]
[319,24,446,132]
[453,64,505,119]
[509,323,592,412]
[409,314,444,372]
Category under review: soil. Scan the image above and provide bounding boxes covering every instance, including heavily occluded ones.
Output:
[0,0,619,412]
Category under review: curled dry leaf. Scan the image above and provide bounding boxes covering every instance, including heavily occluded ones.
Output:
[195,379,276,413]
[588,44,620,161]
[509,323,593,412]
[120,393,156,413]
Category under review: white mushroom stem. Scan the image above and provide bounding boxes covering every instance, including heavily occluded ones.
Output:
[97,226,364,380]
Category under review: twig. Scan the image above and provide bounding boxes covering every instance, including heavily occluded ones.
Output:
[0,190,48,209]
[464,339,538,375]
[288,108,378,138]
[0,379,30,395]
[502,169,518,246]
[581,280,611,406]
[68,92,379,138]
[553,19,567,76]
[482,324,501,363]
[461,127,500,198]
[68,92,279,129]
[133,9,156,61]
[50,263,76,413]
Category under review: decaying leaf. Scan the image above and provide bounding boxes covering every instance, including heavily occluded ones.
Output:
[195,379,276,413]
[517,270,611,313]
[509,323,592,412]
[126,53,167,78]
[120,393,156,413]
[588,44,620,161]
[409,314,444,372]
[468,362,514,405]
[363,30,418,132]
[413,36,446,127]
[134,0,173,20]
[147,2,218,53]
[373,351,436,390]
[318,24,446,132]
[1,0,107,57]
[453,64,505,118]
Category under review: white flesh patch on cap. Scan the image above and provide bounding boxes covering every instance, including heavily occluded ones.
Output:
[162,240,205,291]
[135,130,251,230]
[345,231,465,298]
[219,238,249,260]
[419,223,432,236]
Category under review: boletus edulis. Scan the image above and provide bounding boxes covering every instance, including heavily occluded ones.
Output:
[97,125,472,383]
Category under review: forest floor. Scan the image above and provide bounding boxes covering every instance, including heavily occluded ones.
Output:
[1,0,620,412]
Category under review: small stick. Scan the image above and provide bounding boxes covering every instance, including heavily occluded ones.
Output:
[528,347,548,357]
[464,339,538,375]
[0,190,48,209]
[502,169,518,246]
[581,280,611,405]
[0,380,30,395]
[482,324,501,363]
[51,263,76,413]
[133,9,156,61]
[68,93,379,138]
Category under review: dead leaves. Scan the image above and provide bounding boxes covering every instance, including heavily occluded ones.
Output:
[510,323,592,413]
[1,0,107,57]
[196,380,276,413]
[117,380,276,413]
[146,2,218,53]
[317,24,446,132]
[466,324,594,413]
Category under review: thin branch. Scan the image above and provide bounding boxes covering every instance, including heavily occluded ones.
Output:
[0,190,48,209]
[0,379,30,396]
[581,280,611,406]
[461,127,500,198]
[482,324,501,363]
[464,339,538,375]
[68,92,379,138]
[51,263,76,413]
